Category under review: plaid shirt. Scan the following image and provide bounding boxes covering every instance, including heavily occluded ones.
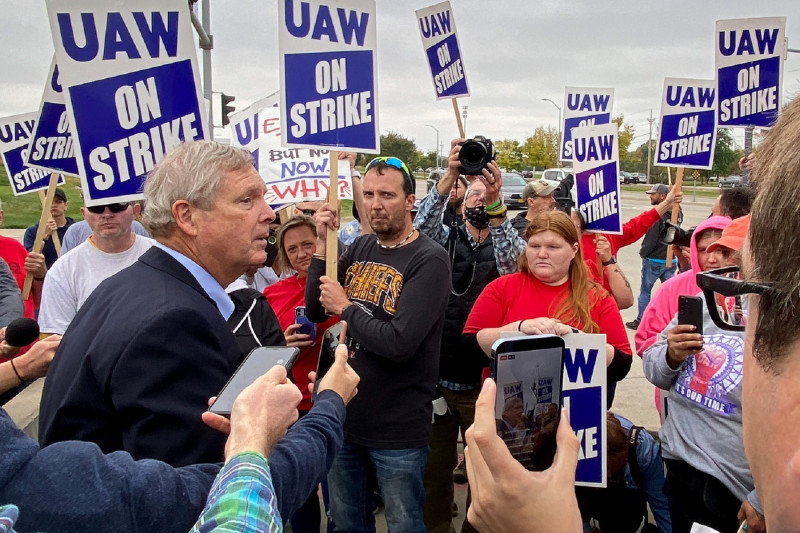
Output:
[414,187,524,276]
[190,452,281,533]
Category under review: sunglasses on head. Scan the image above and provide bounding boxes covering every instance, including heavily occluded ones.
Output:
[367,157,415,193]
[86,202,130,214]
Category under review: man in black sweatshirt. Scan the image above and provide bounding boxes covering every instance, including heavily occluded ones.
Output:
[306,156,450,533]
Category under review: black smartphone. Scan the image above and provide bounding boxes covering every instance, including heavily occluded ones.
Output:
[490,335,565,472]
[295,306,317,342]
[678,295,704,335]
[209,346,300,416]
[312,322,345,402]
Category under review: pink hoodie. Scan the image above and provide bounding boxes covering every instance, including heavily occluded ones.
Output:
[634,216,731,413]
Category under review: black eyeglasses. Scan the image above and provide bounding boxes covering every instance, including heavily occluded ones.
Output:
[86,202,130,214]
[696,266,773,331]
[301,209,317,217]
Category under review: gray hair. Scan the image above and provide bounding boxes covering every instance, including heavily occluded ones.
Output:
[749,95,800,371]
[141,141,254,237]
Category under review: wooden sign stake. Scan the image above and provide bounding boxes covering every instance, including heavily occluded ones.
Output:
[665,167,684,266]
[23,174,60,298]
[452,98,465,138]
[326,151,340,281]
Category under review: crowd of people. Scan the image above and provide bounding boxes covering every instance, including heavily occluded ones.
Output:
[0,96,799,533]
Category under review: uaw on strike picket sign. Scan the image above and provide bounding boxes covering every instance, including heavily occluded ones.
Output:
[25,57,79,177]
[0,113,65,196]
[716,17,786,128]
[501,332,607,486]
[572,123,622,235]
[279,0,379,152]
[560,87,614,162]
[415,1,469,100]
[45,0,208,206]
[231,104,352,206]
[655,78,718,170]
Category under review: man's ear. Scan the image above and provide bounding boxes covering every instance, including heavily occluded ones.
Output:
[171,200,199,237]
[132,203,142,217]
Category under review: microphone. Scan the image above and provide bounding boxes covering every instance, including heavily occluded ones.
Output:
[5,317,40,348]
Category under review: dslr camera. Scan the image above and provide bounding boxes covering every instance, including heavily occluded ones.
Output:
[458,136,496,175]
[663,222,695,248]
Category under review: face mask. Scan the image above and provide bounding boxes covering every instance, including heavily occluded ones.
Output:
[464,205,489,229]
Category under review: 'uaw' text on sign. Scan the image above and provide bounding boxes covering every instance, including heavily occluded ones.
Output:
[416,1,469,100]
[46,0,207,206]
[562,333,607,487]
[655,78,717,170]
[560,87,614,162]
[0,113,66,196]
[715,17,786,128]
[279,0,379,152]
[572,123,622,235]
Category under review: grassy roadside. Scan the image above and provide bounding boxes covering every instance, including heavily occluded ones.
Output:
[0,167,85,228]
[0,166,353,227]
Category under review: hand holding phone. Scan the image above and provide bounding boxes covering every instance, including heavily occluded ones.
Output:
[312,322,346,402]
[209,347,300,416]
[678,295,704,335]
[490,335,565,472]
[295,306,317,342]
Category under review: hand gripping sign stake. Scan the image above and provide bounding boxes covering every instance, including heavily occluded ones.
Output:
[665,167,684,266]
[326,151,340,281]
[37,189,62,256]
[23,174,61,299]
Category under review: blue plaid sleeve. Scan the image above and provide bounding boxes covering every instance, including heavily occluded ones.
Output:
[488,217,525,275]
[190,452,282,533]
[413,187,450,246]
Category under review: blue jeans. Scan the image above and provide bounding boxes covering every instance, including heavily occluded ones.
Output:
[328,441,429,533]
[636,258,677,321]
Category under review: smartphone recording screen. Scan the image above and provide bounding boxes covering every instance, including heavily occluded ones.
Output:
[491,335,565,471]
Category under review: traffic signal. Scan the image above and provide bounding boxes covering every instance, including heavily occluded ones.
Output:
[221,93,236,126]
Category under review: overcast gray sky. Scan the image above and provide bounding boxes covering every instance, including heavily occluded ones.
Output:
[1,0,797,156]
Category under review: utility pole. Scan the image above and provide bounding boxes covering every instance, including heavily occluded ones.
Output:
[426,124,440,168]
[190,1,214,139]
[646,109,655,184]
[462,105,468,136]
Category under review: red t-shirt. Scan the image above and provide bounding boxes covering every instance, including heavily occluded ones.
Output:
[265,275,339,411]
[463,272,631,355]
[0,235,34,319]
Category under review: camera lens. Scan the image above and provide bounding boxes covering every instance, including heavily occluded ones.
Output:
[460,141,487,167]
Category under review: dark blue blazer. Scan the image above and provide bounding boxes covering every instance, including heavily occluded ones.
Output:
[39,246,243,467]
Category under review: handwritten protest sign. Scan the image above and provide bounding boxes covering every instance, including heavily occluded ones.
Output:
[231,105,352,205]
[278,0,378,152]
[562,333,607,487]
[45,0,207,206]
[715,17,786,128]
[655,78,717,170]
[0,113,65,196]
[572,123,621,234]
[415,1,469,100]
[26,57,79,176]
[560,87,614,162]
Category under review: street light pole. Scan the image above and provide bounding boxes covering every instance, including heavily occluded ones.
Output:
[426,124,440,168]
[541,98,562,167]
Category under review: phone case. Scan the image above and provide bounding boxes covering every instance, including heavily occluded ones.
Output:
[678,295,704,335]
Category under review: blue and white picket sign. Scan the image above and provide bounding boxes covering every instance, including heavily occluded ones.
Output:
[45,0,208,206]
[562,333,607,487]
[415,1,469,100]
[655,78,717,170]
[560,87,614,162]
[278,0,379,153]
[26,57,79,176]
[715,17,786,128]
[0,112,65,196]
[499,331,608,487]
[572,123,622,235]
[231,105,352,205]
